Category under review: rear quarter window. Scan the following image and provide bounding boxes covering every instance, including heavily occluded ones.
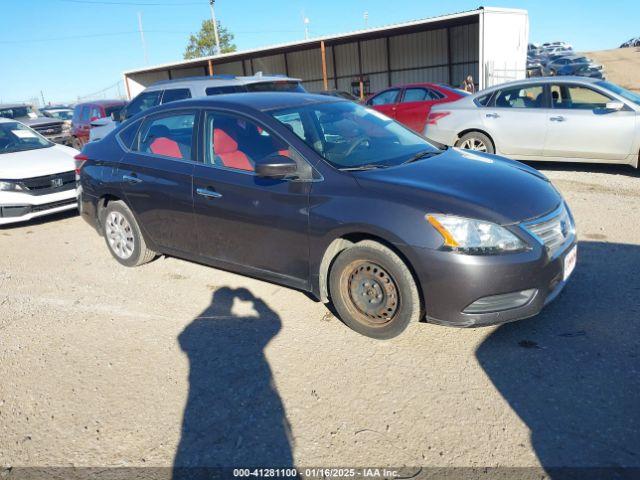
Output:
[117,119,142,150]
[474,94,492,107]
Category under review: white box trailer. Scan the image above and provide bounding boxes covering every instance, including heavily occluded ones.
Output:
[123,7,529,99]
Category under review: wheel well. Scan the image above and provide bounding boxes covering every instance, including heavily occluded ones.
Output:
[96,194,122,227]
[317,233,424,314]
[456,129,496,150]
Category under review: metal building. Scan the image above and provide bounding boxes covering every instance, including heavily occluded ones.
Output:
[123,7,529,99]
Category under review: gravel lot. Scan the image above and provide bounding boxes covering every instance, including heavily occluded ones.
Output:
[1,163,639,474]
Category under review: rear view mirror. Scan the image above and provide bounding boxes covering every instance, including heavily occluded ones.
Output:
[255,154,298,180]
[605,101,624,111]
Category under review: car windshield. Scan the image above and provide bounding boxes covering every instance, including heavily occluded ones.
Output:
[246,81,305,93]
[270,100,439,170]
[597,81,640,107]
[0,121,52,154]
[45,110,73,120]
[0,106,34,119]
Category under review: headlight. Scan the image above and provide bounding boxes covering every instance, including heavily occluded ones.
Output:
[0,181,21,191]
[62,122,71,132]
[427,214,528,254]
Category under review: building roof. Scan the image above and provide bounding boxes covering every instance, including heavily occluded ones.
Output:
[124,7,527,77]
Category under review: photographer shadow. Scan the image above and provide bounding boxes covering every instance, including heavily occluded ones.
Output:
[173,287,293,476]
[476,242,640,476]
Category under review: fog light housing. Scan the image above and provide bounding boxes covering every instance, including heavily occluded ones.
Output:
[463,289,537,314]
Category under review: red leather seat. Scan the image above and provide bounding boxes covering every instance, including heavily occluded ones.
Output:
[150,137,183,159]
[213,128,254,171]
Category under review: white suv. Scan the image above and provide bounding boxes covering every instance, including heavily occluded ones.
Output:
[0,119,78,225]
[89,74,305,142]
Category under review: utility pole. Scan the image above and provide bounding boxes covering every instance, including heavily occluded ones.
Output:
[40,90,46,107]
[138,12,148,65]
[209,0,221,55]
[364,11,369,28]
[303,16,310,40]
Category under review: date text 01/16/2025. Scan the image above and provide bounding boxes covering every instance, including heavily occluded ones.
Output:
[233,468,401,478]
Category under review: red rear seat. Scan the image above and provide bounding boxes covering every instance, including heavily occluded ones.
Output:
[150,137,183,159]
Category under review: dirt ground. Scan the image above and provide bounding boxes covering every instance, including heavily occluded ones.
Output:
[583,47,640,91]
[1,162,639,475]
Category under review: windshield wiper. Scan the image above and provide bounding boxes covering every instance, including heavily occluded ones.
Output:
[340,164,390,172]
[402,147,448,165]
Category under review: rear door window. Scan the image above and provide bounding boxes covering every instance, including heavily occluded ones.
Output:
[162,88,192,104]
[494,85,545,108]
[80,106,91,122]
[402,88,444,102]
[205,85,246,95]
[135,112,196,160]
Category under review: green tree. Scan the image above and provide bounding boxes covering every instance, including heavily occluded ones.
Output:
[184,20,237,59]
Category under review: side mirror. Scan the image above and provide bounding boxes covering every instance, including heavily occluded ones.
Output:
[605,101,624,111]
[255,154,298,180]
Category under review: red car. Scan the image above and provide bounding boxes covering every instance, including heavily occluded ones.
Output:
[71,100,126,149]
[365,83,467,133]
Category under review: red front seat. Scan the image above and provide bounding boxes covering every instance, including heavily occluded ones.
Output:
[213,128,253,171]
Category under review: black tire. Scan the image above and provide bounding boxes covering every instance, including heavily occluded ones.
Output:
[328,240,421,339]
[102,201,156,267]
[455,131,495,154]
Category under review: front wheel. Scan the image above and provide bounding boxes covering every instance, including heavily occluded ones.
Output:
[455,132,495,154]
[102,201,156,267]
[329,240,422,339]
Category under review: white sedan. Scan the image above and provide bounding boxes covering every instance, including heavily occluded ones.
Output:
[0,118,79,225]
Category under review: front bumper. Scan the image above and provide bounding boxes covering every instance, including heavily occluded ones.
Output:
[410,238,577,327]
[0,188,77,225]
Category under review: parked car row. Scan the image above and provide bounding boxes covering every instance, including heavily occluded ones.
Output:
[0,103,71,145]
[620,37,640,48]
[527,42,604,79]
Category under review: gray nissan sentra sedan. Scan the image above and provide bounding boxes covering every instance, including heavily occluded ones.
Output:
[78,93,577,339]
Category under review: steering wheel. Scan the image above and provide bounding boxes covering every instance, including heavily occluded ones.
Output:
[343,136,370,157]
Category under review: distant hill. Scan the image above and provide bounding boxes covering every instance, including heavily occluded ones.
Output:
[582,48,640,92]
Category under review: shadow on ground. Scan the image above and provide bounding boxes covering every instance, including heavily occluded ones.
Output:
[0,209,78,230]
[523,161,639,178]
[173,287,293,476]
[476,241,640,475]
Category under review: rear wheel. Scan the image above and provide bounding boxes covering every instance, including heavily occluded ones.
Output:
[329,240,421,339]
[102,201,156,267]
[455,131,495,154]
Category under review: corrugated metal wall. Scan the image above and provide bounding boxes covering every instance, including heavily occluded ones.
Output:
[126,18,480,96]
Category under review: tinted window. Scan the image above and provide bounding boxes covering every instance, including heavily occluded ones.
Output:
[551,85,611,110]
[245,81,305,93]
[204,112,292,173]
[117,119,142,150]
[135,112,195,160]
[368,89,400,106]
[125,91,162,118]
[597,81,640,107]
[205,85,246,95]
[162,88,192,104]
[90,106,102,120]
[104,105,123,117]
[475,94,492,107]
[80,106,91,122]
[495,85,545,108]
[402,88,443,102]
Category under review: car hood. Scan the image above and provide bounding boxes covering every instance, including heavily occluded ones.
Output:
[19,117,64,127]
[353,148,562,225]
[0,144,78,179]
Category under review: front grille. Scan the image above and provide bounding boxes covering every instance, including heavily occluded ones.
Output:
[33,123,63,136]
[523,204,574,257]
[18,171,76,195]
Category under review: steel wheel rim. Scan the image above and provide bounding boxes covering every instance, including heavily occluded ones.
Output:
[460,138,487,152]
[106,211,135,260]
[346,261,399,325]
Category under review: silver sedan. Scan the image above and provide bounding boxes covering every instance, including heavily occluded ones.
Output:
[424,77,640,168]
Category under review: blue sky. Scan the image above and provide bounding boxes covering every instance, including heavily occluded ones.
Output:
[2,0,638,104]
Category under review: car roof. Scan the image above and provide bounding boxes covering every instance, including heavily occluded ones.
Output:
[0,103,29,109]
[136,92,342,117]
[477,76,601,94]
[145,74,302,91]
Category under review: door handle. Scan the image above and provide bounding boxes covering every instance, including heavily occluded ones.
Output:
[550,116,566,122]
[123,174,142,184]
[485,113,500,119]
[196,187,222,199]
